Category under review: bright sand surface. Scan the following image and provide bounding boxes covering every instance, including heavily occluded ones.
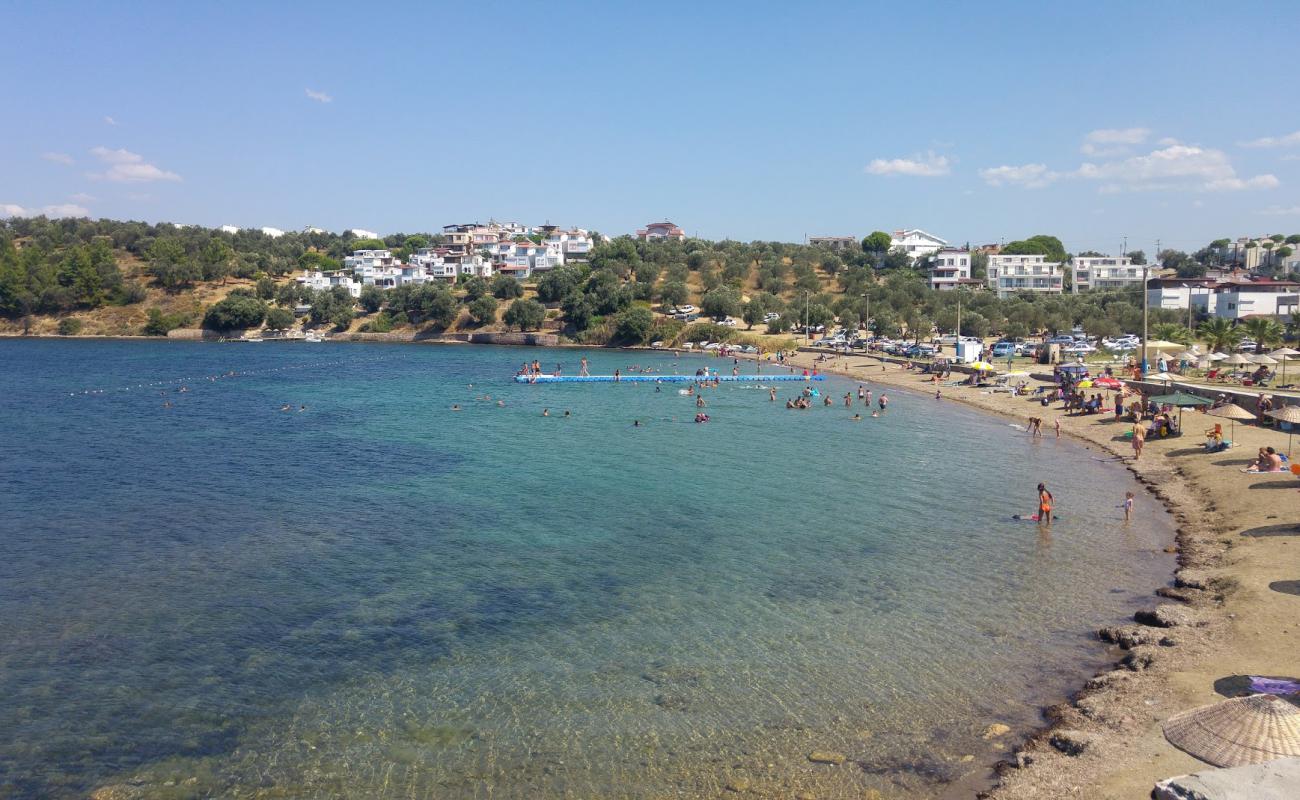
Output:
[771,348,1299,799]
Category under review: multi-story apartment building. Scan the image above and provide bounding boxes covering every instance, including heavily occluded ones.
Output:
[1201,278,1300,320]
[539,226,595,261]
[297,270,363,298]
[929,248,975,291]
[1072,255,1143,292]
[986,254,1064,298]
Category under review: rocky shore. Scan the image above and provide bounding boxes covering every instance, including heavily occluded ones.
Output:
[774,348,1298,799]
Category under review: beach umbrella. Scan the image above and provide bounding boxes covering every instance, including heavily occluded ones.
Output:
[1162,694,1300,767]
[1252,354,1279,366]
[1269,347,1299,384]
[1221,354,1252,378]
[1268,404,1300,458]
[971,361,995,372]
[1207,402,1256,445]
[1146,371,1175,386]
[1210,352,1229,361]
[1150,390,1211,428]
[1077,379,1094,388]
[1142,340,1184,351]
[1094,376,1123,389]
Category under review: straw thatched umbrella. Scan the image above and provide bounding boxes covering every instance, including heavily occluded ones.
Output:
[1162,693,1300,767]
[1252,354,1279,366]
[1268,404,1300,458]
[1209,352,1229,361]
[1206,402,1256,445]
[1269,347,1299,385]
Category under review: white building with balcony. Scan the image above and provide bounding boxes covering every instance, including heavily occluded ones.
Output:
[987,254,1064,298]
[889,229,948,260]
[929,248,975,291]
[297,270,362,298]
[1146,278,1215,312]
[541,226,594,262]
[1204,279,1300,321]
[1072,255,1142,292]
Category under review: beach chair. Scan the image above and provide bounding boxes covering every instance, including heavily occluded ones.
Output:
[1204,423,1222,438]
[1204,369,1219,381]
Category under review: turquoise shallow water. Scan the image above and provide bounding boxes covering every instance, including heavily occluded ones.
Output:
[0,340,1174,798]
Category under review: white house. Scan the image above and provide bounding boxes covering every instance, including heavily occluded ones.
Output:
[1072,255,1142,292]
[220,225,239,235]
[541,226,595,262]
[1204,279,1300,321]
[259,227,285,238]
[350,228,380,240]
[987,254,1064,298]
[929,248,974,291]
[889,229,947,259]
[1146,278,1215,312]
[809,236,857,251]
[297,270,362,298]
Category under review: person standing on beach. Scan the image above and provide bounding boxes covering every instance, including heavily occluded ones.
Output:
[1132,424,1145,460]
[1037,483,1054,525]
[1054,418,1061,439]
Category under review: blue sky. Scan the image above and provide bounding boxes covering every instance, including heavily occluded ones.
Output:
[3,0,1299,253]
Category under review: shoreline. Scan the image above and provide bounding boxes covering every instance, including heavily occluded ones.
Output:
[771,348,1296,799]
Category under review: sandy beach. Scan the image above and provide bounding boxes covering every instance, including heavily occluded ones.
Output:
[764,347,1299,799]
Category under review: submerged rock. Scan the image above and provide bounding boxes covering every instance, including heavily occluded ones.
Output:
[982,723,1011,739]
[807,750,846,765]
[724,776,751,792]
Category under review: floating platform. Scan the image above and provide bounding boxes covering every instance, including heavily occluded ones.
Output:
[514,374,824,384]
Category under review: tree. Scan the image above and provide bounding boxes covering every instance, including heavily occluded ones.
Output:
[1240,317,1285,352]
[468,294,498,325]
[58,317,83,335]
[614,306,654,343]
[1128,250,1147,265]
[203,295,267,330]
[359,284,384,313]
[264,306,295,330]
[503,298,545,331]
[699,286,742,320]
[741,297,768,329]
[880,250,912,271]
[254,275,276,300]
[1002,235,1067,263]
[491,274,524,299]
[1151,322,1193,345]
[1197,317,1241,353]
[142,307,188,336]
[659,280,689,309]
[535,266,581,302]
[146,238,201,290]
[862,231,892,256]
[561,291,595,331]
[350,238,386,251]
[198,240,233,283]
[971,250,989,280]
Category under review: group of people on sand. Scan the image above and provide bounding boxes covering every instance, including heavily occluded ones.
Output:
[1245,446,1286,473]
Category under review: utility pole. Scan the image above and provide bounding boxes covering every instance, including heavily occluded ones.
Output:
[1141,239,1158,377]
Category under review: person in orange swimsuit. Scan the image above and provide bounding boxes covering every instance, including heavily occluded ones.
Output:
[1037,482,1054,525]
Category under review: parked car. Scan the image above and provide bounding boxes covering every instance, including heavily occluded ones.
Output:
[906,343,937,358]
[991,342,1017,358]
[1063,343,1096,355]
[1237,340,1258,352]
[717,317,738,327]
[762,311,780,322]
[673,304,697,315]
[1046,335,1075,345]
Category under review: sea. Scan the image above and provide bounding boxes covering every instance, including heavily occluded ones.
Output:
[0,339,1175,799]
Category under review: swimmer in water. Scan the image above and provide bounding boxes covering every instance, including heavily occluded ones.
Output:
[452,404,461,411]
[871,410,879,417]
[564,410,571,417]
[852,413,861,421]
[542,408,549,416]
[633,419,640,427]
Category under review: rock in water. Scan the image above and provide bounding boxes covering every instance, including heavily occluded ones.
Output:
[724,776,751,792]
[807,750,847,765]
[982,723,1011,739]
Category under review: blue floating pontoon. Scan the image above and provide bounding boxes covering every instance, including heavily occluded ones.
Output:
[514,374,824,384]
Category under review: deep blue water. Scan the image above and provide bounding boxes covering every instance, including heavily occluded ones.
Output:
[0,340,1174,798]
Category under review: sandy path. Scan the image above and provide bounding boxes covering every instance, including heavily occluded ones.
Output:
[754,349,1300,798]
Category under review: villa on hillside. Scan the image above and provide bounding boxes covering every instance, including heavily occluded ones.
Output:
[636,221,686,241]
[889,229,947,259]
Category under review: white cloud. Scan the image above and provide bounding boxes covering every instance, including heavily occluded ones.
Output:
[41,152,74,165]
[1080,127,1150,156]
[1260,205,1300,216]
[1203,174,1280,191]
[1239,130,1300,148]
[70,192,96,203]
[1,202,90,218]
[978,163,1058,188]
[305,88,333,103]
[87,146,181,183]
[104,115,118,126]
[864,152,950,177]
[1157,137,1181,146]
[1075,144,1277,193]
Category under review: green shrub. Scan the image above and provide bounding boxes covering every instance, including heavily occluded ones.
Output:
[142,307,189,336]
[614,306,654,343]
[202,295,267,330]
[264,306,295,330]
[57,318,84,336]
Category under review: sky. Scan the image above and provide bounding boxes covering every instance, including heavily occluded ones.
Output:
[3,0,1299,254]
